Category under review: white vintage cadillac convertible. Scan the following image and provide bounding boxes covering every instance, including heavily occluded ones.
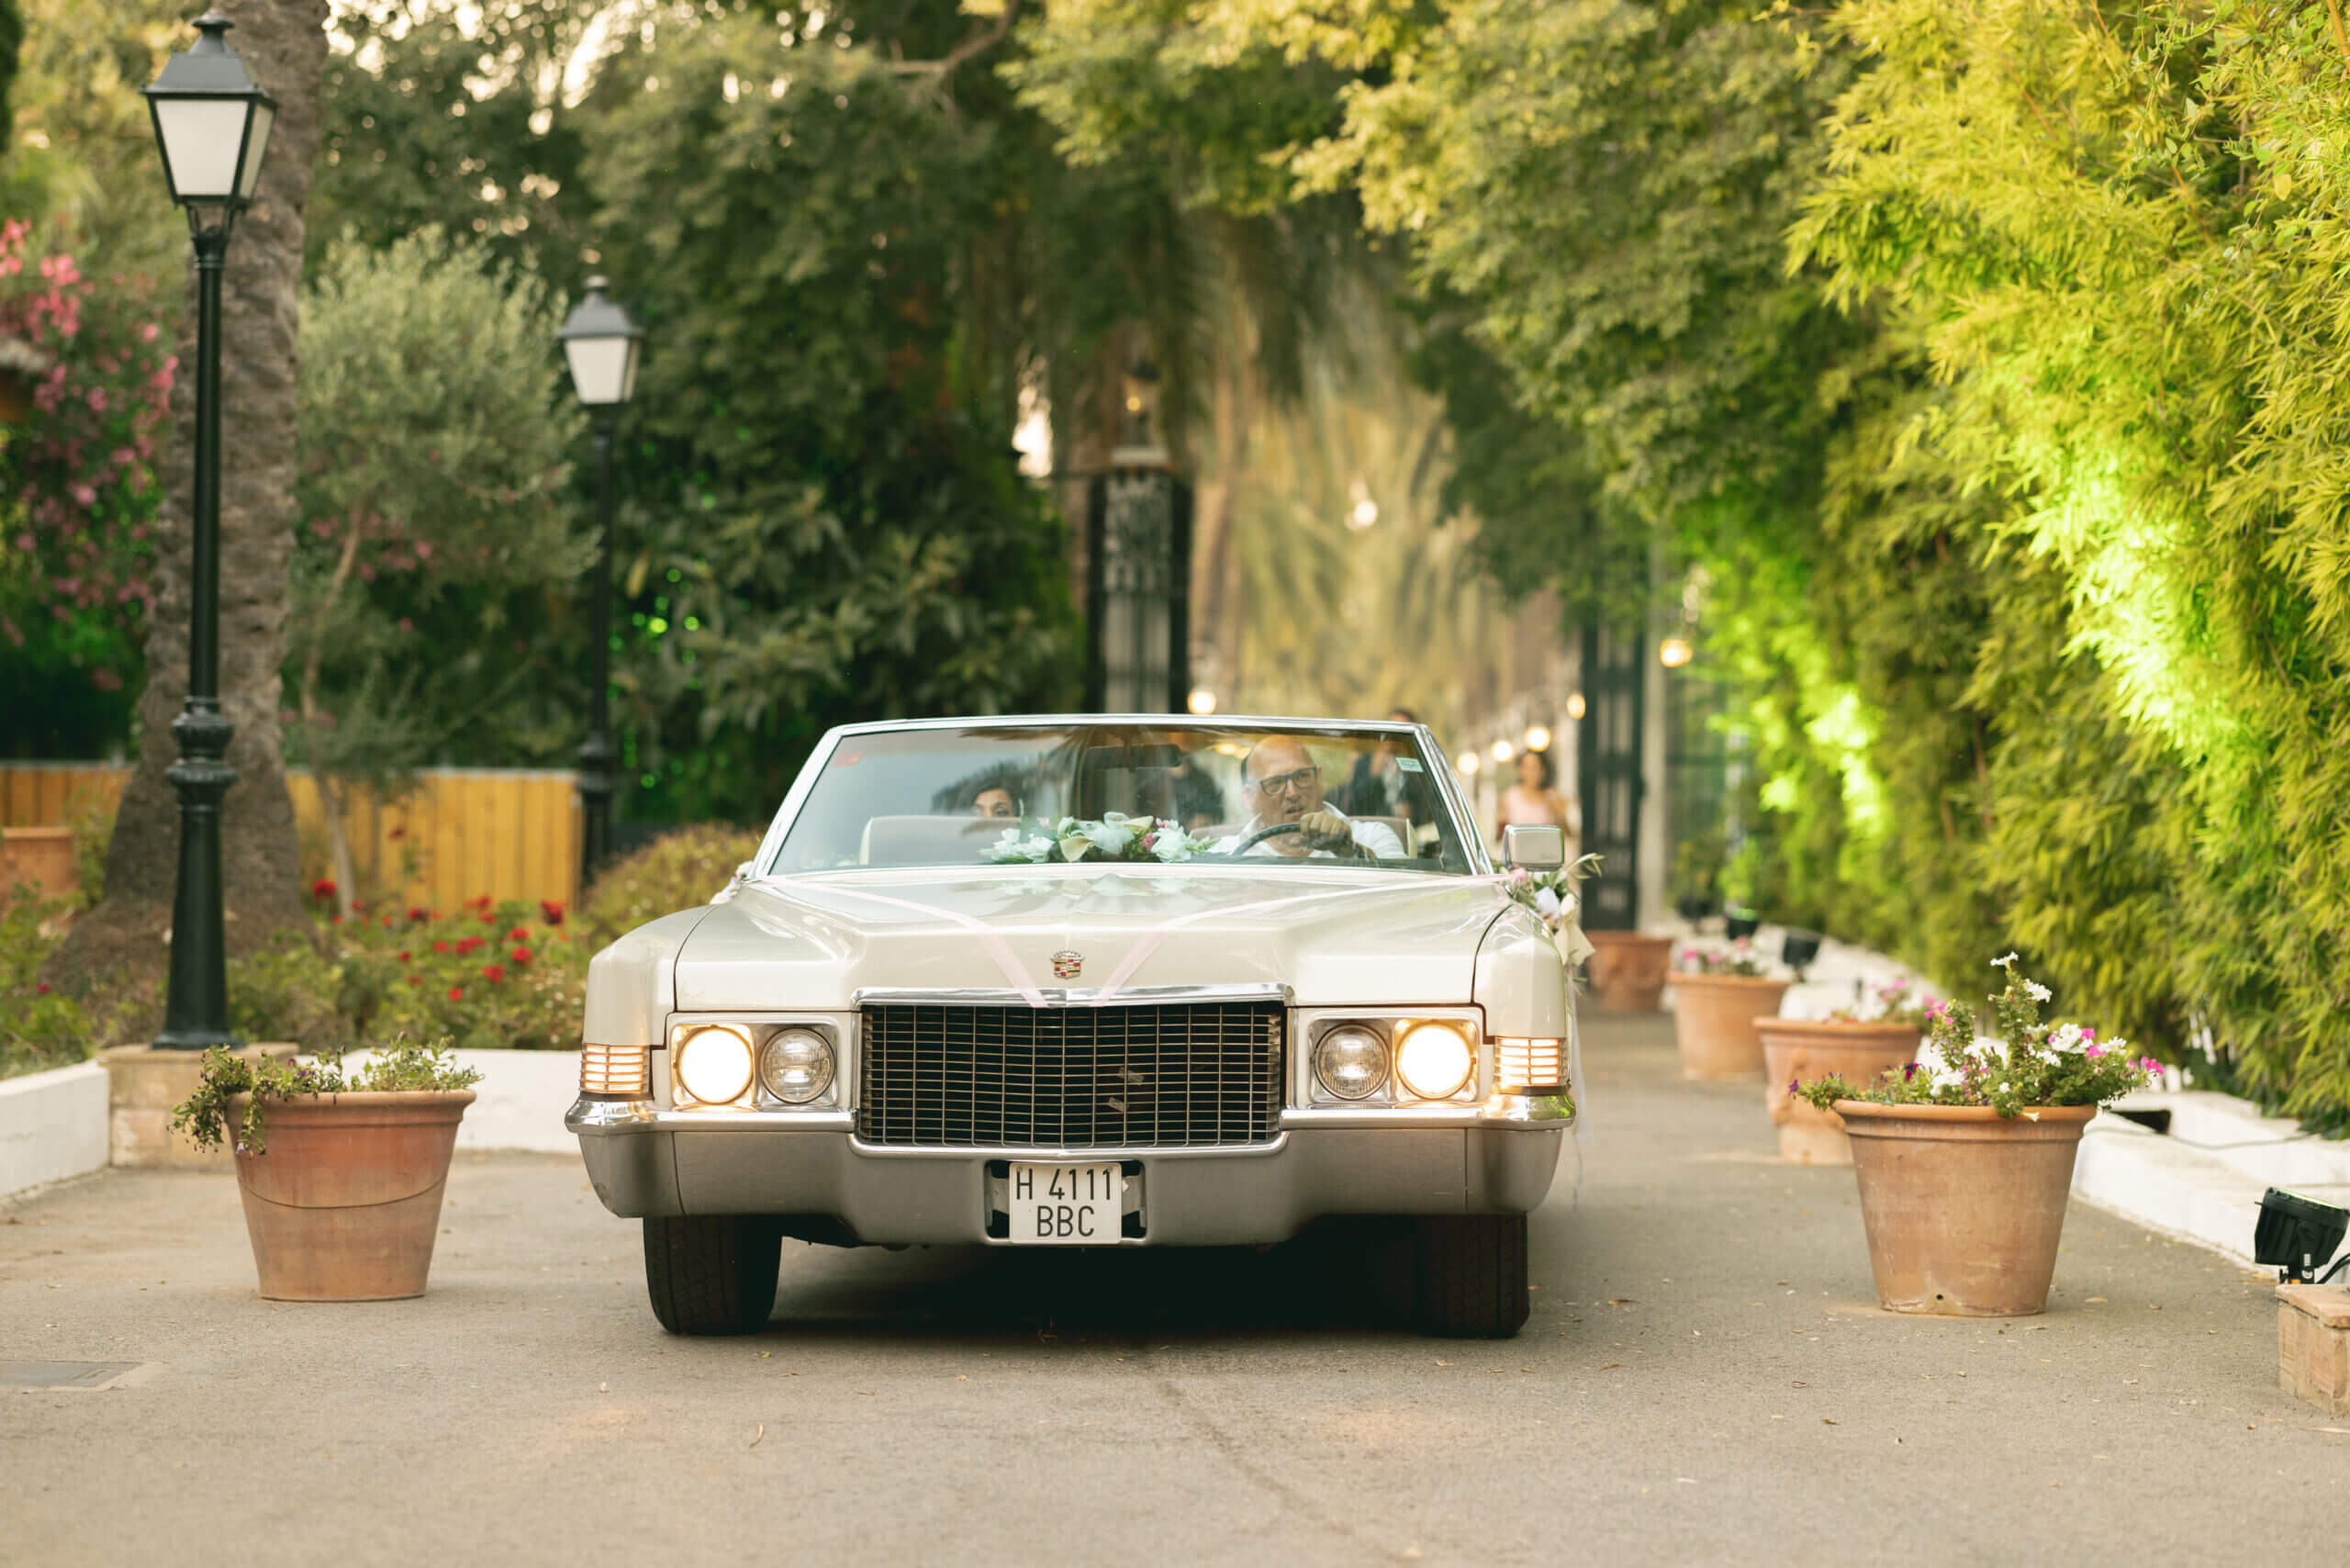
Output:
[567,715,1580,1338]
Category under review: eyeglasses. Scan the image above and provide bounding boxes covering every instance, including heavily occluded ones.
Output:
[1249,766,1320,797]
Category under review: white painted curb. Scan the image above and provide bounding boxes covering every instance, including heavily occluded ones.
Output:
[2072,1092,2350,1266]
[0,1061,110,1202]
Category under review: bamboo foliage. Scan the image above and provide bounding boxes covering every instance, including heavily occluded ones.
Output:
[1195,265,1554,748]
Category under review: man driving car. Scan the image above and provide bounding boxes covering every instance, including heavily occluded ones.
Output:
[1214,735,1406,861]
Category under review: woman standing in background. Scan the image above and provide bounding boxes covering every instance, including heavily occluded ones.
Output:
[1496,746,1577,857]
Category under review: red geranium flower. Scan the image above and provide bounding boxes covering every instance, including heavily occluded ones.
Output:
[351,900,366,913]
[432,940,452,954]
[330,915,342,925]
[407,974,423,986]
[397,950,410,963]
[480,911,498,924]
[539,900,565,925]
[468,894,492,910]
[507,925,530,943]
[35,982,50,995]
[309,878,336,901]
[510,946,532,966]
[408,905,431,923]
[482,964,506,983]
[447,986,464,1002]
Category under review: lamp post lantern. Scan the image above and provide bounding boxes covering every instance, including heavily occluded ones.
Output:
[558,277,643,891]
[143,10,275,1049]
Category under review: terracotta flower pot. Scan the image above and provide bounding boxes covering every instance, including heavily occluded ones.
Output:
[1667,972,1791,1080]
[1835,1100,2095,1316]
[229,1090,476,1302]
[1583,931,1673,1012]
[1758,1019,1922,1165]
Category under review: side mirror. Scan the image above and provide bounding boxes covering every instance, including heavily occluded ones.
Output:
[1502,823,1565,870]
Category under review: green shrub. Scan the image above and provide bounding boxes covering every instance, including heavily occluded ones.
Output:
[580,824,764,947]
[216,824,759,1052]
[226,887,589,1052]
[0,888,134,1079]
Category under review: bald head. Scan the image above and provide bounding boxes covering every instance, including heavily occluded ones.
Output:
[1243,736,1325,823]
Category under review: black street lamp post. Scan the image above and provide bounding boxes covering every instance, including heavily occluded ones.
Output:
[558,278,643,891]
[143,10,274,1049]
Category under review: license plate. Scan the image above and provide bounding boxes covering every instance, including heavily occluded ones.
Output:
[1005,1161,1123,1244]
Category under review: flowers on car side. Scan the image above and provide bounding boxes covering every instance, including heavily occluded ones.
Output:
[984,814,1218,866]
[1503,853,1604,935]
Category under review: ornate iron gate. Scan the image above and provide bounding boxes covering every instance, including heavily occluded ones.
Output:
[1576,618,1645,930]
[1083,466,1192,713]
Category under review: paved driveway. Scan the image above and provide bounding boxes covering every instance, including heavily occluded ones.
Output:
[3,1013,2340,1566]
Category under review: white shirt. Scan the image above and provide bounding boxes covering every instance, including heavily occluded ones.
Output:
[1213,805,1406,861]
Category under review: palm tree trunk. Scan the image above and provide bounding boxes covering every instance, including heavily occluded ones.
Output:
[40,0,325,1018]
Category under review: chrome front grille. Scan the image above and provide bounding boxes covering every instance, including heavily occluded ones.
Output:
[856,1000,1286,1149]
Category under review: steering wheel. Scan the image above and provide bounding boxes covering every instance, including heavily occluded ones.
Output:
[1221,822,1303,857]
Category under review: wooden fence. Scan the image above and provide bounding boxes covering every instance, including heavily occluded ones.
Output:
[0,763,581,912]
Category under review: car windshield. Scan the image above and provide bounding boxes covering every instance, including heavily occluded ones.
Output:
[767,722,1477,875]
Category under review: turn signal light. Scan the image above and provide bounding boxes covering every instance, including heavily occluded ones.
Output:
[580,1044,651,1097]
[1495,1037,1565,1093]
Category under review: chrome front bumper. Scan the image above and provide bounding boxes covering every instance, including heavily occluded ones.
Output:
[566,1098,1569,1246]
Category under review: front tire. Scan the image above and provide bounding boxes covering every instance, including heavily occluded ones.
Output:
[642,1215,780,1335]
[1412,1213,1529,1338]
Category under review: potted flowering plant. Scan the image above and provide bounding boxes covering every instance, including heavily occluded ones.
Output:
[1668,939,1791,1080]
[1757,980,1934,1165]
[1792,955,2160,1316]
[173,1035,481,1303]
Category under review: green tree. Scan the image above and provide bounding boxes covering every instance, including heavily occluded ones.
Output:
[289,231,588,906]
[570,6,1082,818]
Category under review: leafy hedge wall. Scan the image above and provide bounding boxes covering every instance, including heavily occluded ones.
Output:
[1020,0,2350,1126]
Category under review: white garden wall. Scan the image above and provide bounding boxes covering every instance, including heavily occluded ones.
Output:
[0,1061,109,1201]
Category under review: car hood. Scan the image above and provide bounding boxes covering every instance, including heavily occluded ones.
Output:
[672,865,1512,1010]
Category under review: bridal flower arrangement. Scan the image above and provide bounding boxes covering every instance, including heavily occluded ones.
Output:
[1505,854,1604,967]
[986,813,1219,866]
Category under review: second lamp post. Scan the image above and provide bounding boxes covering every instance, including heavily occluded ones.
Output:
[558,277,643,892]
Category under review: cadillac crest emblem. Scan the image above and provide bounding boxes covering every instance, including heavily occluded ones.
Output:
[1051,949,1083,980]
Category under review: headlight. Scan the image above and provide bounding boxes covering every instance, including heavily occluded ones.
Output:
[1395,1022,1474,1100]
[758,1027,834,1104]
[675,1024,755,1106]
[1315,1025,1389,1101]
